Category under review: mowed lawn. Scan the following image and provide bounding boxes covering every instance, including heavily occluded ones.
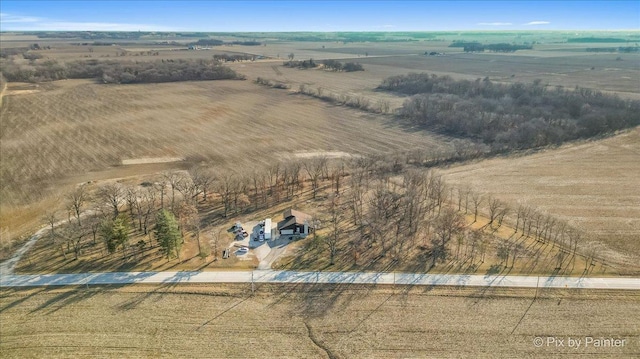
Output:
[1,285,638,358]
[441,128,640,264]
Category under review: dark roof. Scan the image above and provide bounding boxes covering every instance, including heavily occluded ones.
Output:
[277,216,298,230]
[277,208,312,230]
[283,208,311,222]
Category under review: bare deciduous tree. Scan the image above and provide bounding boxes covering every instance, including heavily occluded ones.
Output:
[330,159,346,195]
[98,183,123,218]
[486,197,502,228]
[68,184,88,226]
[326,195,341,265]
[178,202,202,255]
[215,172,235,217]
[471,192,483,223]
[163,171,184,212]
[303,158,324,199]
[190,166,215,203]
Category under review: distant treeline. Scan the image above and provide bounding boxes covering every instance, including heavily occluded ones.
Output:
[33,31,152,39]
[283,59,318,69]
[213,54,255,62]
[449,41,533,53]
[586,47,640,53]
[228,41,262,46]
[188,39,224,46]
[282,59,364,71]
[255,77,290,89]
[322,59,364,72]
[379,73,640,150]
[568,37,635,43]
[1,59,244,84]
[188,39,262,47]
[32,31,213,39]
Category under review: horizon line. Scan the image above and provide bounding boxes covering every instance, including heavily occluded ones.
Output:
[2,29,640,33]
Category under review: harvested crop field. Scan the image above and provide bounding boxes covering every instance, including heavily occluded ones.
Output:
[0,78,452,245]
[1,285,638,358]
[1,79,450,201]
[441,128,640,263]
[354,52,640,96]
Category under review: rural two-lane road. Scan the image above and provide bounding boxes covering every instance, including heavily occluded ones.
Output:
[2,270,640,290]
[2,227,639,290]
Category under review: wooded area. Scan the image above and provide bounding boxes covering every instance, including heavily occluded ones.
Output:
[34,148,598,275]
[379,73,640,150]
[0,58,244,83]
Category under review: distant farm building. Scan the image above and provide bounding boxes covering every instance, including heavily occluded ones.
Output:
[277,209,313,236]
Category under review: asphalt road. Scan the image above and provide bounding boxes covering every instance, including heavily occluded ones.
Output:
[2,270,640,290]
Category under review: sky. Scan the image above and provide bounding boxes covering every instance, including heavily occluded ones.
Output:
[1,1,639,32]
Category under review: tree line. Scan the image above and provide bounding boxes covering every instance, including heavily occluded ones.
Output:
[449,41,533,53]
[297,84,390,113]
[44,149,597,274]
[188,39,262,47]
[282,58,364,72]
[585,47,639,53]
[379,73,640,150]
[322,59,364,72]
[213,54,256,62]
[1,58,244,83]
[283,58,318,69]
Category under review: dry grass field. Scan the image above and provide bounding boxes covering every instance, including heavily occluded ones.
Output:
[353,52,640,96]
[0,78,451,254]
[441,128,640,265]
[1,284,639,358]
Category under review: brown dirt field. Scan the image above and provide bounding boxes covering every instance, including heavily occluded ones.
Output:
[440,128,640,265]
[0,78,451,253]
[3,38,639,265]
[1,284,638,358]
[353,52,640,97]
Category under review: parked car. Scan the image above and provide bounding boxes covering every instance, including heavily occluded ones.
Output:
[237,247,249,255]
[242,231,249,237]
[222,249,230,259]
[258,234,265,242]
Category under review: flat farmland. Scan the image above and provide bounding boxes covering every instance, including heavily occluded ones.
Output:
[354,52,640,96]
[230,52,639,111]
[441,128,640,264]
[227,60,421,109]
[0,78,451,245]
[1,285,638,358]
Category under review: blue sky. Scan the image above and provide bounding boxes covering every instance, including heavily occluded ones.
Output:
[1,1,638,32]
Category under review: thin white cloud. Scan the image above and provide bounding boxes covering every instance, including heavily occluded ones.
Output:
[0,12,177,31]
[37,21,177,31]
[477,22,513,26]
[0,13,41,23]
[524,21,551,25]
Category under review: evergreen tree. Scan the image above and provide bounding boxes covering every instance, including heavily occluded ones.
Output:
[155,209,182,259]
[100,215,130,258]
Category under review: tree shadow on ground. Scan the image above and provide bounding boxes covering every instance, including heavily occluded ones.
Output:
[24,284,127,315]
